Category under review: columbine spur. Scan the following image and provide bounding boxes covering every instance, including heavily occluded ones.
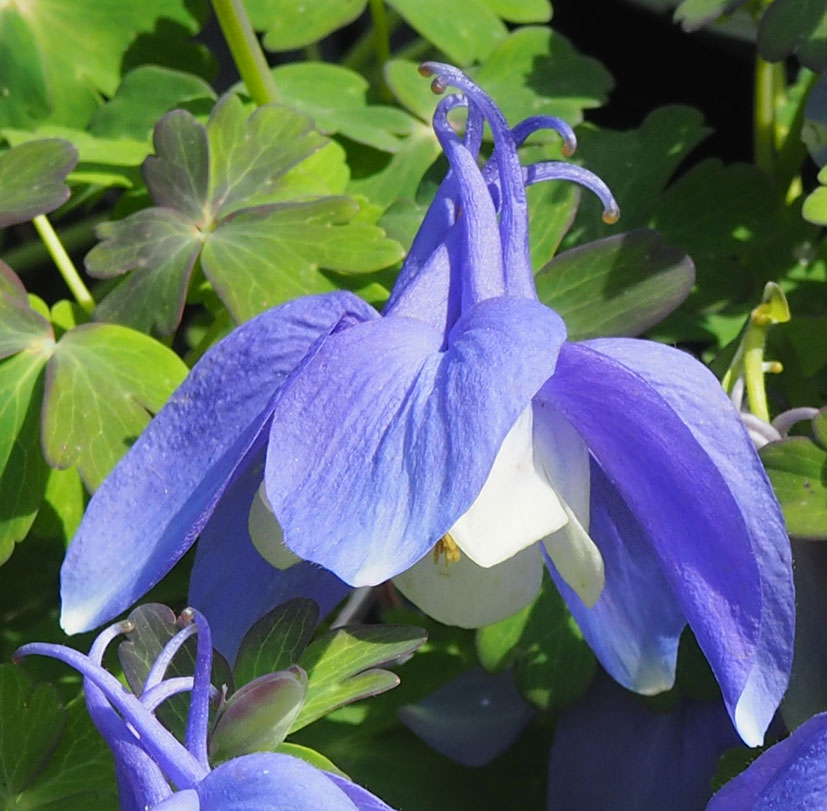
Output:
[14,608,395,811]
[61,63,794,747]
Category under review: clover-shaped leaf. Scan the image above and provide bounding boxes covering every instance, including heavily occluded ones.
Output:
[674,0,748,31]
[87,95,404,335]
[758,0,827,74]
[247,0,367,51]
[271,62,415,153]
[0,139,78,227]
[0,0,205,130]
[0,275,186,564]
[0,664,117,809]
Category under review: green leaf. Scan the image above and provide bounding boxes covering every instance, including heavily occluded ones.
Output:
[11,695,118,810]
[271,62,414,152]
[349,121,443,211]
[89,66,216,140]
[527,181,580,270]
[3,126,149,189]
[477,577,596,712]
[674,0,747,31]
[761,437,827,539]
[248,0,367,51]
[291,624,427,730]
[275,742,348,777]
[88,95,402,333]
[234,598,320,687]
[0,664,64,798]
[759,0,827,74]
[41,324,188,489]
[0,139,77,227]
[803,186,827,226]
[201,197,404,322]
[0,260,26,299]
[30,465,87,545]
[569,106,711,246]
[0,294,53,565]
[0,0,206,129]
[473,27,612,128]
[536,230,695,340]
[480,0,552,23]
[387,0,507,65]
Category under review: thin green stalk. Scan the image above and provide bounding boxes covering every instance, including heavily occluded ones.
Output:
[32,215,95,316]
[370,0,391,70]
[4,214,104,274]
[743,320,770,422]
[212,0,279,105]
[342,8,402,72]
[754,55,776,174]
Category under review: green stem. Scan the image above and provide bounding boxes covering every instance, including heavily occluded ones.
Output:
[211,0,279,105]
[743,319,770,422]
[370,0,391,70]
[5,215,104,274]
[342,9,402,73]
[754,55,776,174]
[32,215,95,315]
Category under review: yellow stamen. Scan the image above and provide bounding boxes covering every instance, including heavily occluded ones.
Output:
[432,532,462,567]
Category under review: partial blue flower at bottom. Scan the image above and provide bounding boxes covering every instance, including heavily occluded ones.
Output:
[60,64,794,747]
[707,711,827,810]
[14,609,394,811]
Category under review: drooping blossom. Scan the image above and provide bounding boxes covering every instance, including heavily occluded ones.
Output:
[61,64,794,746]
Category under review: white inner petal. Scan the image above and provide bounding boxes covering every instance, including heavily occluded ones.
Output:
[449,407,569,568]
[393,544,544,629]
[533,401,605,606]
[249,482,301,570]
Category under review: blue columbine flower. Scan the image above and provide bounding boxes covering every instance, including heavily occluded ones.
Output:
[706,711,827,810]
[14,608,395,811]
[60,63,794,747]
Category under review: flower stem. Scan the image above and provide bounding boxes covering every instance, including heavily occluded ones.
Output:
[32,215,95,316]
[370,0,391,70]
[211,0,279,105]
[754,55,776,174]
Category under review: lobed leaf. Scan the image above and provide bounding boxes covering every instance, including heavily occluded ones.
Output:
[673,0,748,31]
[0,139,77,227]
[758,0,827,74]
[41,324,188,489]
[247,0,367,52]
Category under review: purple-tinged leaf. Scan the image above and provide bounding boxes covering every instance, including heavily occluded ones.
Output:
[234,598,320,687]
[209,668,307,762]
[87,209,202,336]
[0,139,77,227]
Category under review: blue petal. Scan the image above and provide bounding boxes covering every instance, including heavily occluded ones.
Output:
[539,342,767,744]
[399,667,535,766]
[153,791,200,810]
[266,297,566,586]
[584,338,794,746]
[188,444,349,662]
[548,678,741,811]
[60,292,375,634]
[324,774,399,811]
[545,459,686,694]
[195,753,358,810]
[707,712,827,810]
